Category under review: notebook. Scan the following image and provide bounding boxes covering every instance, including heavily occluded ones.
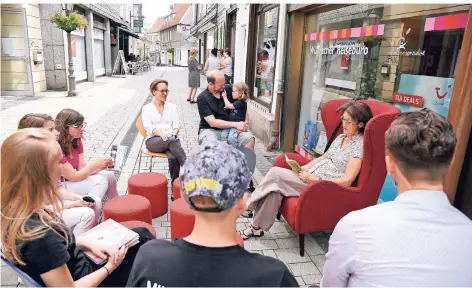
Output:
[82,219,139,265]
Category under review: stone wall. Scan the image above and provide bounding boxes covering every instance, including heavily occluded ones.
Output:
[39,4,67,91]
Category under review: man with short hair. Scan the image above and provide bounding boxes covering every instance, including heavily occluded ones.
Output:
[197,70,255,150]
[126,143,298,287]
[322,109,472,287]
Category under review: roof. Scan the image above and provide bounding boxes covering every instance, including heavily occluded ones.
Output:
[151,4,190,33]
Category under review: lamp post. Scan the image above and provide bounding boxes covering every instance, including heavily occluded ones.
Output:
[62,3,77,96]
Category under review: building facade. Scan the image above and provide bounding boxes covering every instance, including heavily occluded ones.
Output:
[154,4,196,67]
[36,3,141,91]
[1,4,47,96]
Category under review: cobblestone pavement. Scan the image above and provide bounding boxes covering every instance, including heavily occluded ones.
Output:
[1,67,329,287]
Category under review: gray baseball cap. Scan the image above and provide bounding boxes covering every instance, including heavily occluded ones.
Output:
[181,142,252,212]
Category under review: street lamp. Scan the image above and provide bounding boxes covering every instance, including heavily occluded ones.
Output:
[62,3,77,96]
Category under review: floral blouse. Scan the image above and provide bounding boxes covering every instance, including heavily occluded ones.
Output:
[308,134,364,180]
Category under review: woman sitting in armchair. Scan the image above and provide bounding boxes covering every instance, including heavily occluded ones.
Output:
[241,102,374,239]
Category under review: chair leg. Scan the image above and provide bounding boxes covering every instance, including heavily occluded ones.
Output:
[299,234,305,257]
[149,156,153,172]
[137,150,142,174]
[276,212,281,220]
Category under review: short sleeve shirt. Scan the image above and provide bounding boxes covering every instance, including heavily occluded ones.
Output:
[229,100,247,122]
[60,139,83,170]
[197,88,229,130]
[308,134,364,180]
[15,214,92,286]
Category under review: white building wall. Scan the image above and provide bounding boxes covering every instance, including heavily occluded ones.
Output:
[233,4,250,83]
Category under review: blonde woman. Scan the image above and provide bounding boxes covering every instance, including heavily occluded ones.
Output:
[187,48,201,103]
[220,82,249,147]
[18,113,96,235]
[1,129,154,287]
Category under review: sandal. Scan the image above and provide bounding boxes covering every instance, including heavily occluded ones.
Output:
[240,226,264,240]
[242,210,253,218]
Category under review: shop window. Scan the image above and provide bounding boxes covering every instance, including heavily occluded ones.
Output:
[296,4,469,158]
[251,5,279,107]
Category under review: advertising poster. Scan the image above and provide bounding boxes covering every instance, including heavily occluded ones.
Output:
[303,121,317,152]
[378,74,455,203]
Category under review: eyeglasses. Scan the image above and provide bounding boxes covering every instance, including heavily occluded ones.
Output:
[341,117,356,125]
[156,89,169,94]
[71,123,86,129]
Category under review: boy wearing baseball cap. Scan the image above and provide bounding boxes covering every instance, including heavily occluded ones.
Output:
[127,143,298,287]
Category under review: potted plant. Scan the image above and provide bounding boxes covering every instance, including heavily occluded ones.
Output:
[50,11,88,32]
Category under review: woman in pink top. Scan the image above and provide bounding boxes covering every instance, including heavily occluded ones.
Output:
[55,109,118,223]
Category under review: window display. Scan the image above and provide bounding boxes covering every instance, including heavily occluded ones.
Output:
[253,5,279,105]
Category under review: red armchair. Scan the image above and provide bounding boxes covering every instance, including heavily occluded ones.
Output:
[273,99,400,256]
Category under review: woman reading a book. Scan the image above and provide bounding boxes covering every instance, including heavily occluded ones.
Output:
[18,113,97,236]
[241,102,373,239]
[1,128,154,287]
[56,109,119,224]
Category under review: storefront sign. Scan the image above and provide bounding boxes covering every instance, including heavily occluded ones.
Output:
[310,44,368,55]
[391,92,424,108]
[388,23,426,57]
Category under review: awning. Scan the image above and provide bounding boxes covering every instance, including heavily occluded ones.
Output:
[118,26,141,39]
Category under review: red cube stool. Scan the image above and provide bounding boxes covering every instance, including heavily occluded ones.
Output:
[170,198,244,248]
[103,195,152,225]
[128,172,168,218]
[172,177,181,201]
[120,220,157,238]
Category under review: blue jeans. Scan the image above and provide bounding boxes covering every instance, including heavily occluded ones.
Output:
[224,74,232,85]
[220,128,239,147]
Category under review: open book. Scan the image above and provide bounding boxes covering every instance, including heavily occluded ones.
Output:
[108,145,128,171]
[285,154,302,174]
[82,219,139,265]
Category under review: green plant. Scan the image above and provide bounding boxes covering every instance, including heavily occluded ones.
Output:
[50,12,88,32]
[358,36,385,48]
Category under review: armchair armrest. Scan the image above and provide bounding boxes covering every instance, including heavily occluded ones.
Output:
[273,153,310,170]
[295,180,362,233]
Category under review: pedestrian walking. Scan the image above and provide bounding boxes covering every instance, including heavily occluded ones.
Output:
[187,48,201,104]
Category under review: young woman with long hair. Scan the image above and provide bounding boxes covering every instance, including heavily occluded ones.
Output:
[17,113,97,235]
[1,128,154,287]
[55,109,119,223]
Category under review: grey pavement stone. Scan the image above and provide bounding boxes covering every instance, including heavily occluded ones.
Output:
[288,262,318,277]
[268,222,289,234]
[302,274,323,285]
[275,248,311,264]
[276,237,300,249]
[305,236,327,256]
[310,255,326,274]
[244,239,279,251]
[262,249,277,258]
[295,277,305,286]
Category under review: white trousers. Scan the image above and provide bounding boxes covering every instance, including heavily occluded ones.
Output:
[63,170,119,224]
[61,204,96,235]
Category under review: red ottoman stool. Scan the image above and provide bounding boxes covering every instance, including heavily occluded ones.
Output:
[103,195,152,225]
[128,172,168,218]
[120,220,157,238]
[172,177,181,201]
[169,198,244,248]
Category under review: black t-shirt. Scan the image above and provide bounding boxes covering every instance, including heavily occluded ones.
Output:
[197,88,229,130]
[126,239,299,287]
[229,100,247,122]
[15,214,92,286]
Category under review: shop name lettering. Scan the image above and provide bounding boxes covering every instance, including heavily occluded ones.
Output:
[310,45,368,56]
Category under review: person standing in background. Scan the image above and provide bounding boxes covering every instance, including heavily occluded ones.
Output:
[187,48,201,104]
[220,48,233,85]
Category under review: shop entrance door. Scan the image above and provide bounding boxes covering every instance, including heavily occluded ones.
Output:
[1,7,34,96]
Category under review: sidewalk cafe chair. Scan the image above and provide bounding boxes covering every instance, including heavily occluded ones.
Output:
[273,99,400,256]
[1,253,42,287]
[136,115,168,173]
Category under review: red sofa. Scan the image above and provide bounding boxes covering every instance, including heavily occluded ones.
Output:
[273,99,400,256]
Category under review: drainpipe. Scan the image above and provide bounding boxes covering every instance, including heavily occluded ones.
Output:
[267,4,289,152]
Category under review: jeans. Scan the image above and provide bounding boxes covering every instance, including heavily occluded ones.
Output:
[224,74,232,85]
[220,128,239,147]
